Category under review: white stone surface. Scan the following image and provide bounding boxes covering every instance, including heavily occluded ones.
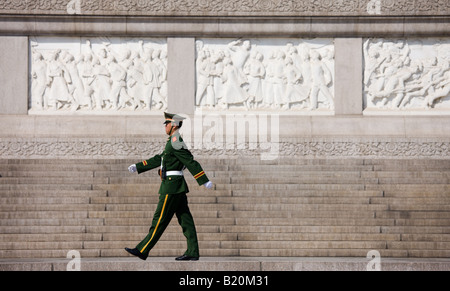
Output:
[0,36,28,115]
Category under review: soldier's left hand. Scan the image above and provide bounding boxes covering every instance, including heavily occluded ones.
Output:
[128,164,137,173]
[204,181,213,189]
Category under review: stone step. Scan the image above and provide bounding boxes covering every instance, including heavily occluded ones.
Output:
[0,204,105,212]
[217,210,376,219]
[0,170,96,178]
[388,241,450,250]
[103,203,232,211]
[238,249,412,257]
[102,217,236,226]
[0,177,108,185]
[88,210,219,219]
[362,171,450,179]
[86,225,220,234]
[401,234,450,242]
[376,211,450,219]
[0,211,91,219]
[231,189,383,197]
[0,197,90,204]
[96,169,368,177]
[103,232,236,242]
[106,189,232,197]
[233,217,395,226]
[84,240,221,250]
[366,184,450,192]
[236,232,400,241]
[0,190,107,198]
[0,241,84,251]
[0,184,93,191]
[0,233,102,242]
[0,249,101,259]
[89,196,218,204]
[0,219,104,227]
[2,257,450,271]
[220,240,389,250]
[226,164,374,171]
[381,226,450,234]
[232,204,388,212]
[370,197,450,205]
[217,183,367,191]
[217,196,371,204]
[0,225,90,234]
[229,177,375,184]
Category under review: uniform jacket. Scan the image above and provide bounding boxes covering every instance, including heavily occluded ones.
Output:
[135,131,209,194]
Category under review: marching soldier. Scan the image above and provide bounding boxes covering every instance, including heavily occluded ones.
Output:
[125,112,213,261]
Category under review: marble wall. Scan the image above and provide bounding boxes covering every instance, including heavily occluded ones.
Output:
[0,3,449,159]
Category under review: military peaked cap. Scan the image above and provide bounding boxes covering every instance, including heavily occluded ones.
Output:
[164,112,186,126]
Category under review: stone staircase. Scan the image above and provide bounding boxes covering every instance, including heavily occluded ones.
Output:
[0,158,449,259]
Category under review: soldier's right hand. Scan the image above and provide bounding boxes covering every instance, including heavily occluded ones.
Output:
[128,164,137,173]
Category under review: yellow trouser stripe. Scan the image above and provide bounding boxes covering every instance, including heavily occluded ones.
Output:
[140,194,169,253]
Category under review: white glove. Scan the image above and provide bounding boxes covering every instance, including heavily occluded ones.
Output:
[128,164,137,173]
[204,181,213,189]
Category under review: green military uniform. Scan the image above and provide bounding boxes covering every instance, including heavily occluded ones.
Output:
[128,112,210,260]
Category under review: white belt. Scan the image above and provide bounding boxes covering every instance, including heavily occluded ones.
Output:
[166,170,183,176]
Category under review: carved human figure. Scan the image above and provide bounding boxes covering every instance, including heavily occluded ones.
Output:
[80,53,95,109]
[221,57,249,109]
[195,49,215,107]
[46,49,76,110]
[309,50,333,110]
[284,57,307,109]
[228,39,251,72]
[109,56,134,110]
[142,49,165,110]
[31,51,47,110]
[425,68,450,108]
[271,50,287,108]
[243,51,265,108]
[64,52,84,110]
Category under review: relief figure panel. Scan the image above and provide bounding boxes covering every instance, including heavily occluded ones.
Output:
[363,38,450,112]
[195,38,335,112]
[30,37,167,114]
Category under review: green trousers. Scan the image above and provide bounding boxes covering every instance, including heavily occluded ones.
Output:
[136,193,199,258]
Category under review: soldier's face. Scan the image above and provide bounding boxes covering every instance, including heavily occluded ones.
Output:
[165,122,178,135]
[165,122,171,135]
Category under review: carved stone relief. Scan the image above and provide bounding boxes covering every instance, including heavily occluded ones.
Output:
[1,137,449,159]
[363,38,450,111]
[30,37,167,113]
[195,38,335,111]
[0,0,448,16]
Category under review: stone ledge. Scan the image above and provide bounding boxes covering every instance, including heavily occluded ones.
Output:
[1,257,449,271]
[0,15,449,37]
